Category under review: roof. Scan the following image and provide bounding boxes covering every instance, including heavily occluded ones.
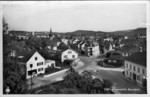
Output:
[119,46,139,53]
[17,50,37,63]
[57,42,69,51]
[120,39,139,46]
[45,59,55,63]
[61,48,78,54]
[106,51,124,60]
[125,51,146,67]
[44,38,60,46]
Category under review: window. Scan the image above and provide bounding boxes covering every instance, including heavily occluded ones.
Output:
[108,60,111,62]
[37,62,43,66]
[30,64,33,68]
[126,63,128,68]
[38,68,43,71]
[126,70,128,75]
[64,55,67,58]
[130,65,132,69]
[142,69,145,75]
[68,51,72,54]
[113,60,116,63]
[35,57,37,60]
[130,72,132,77]
[133,66,136,71]
[72,55,75,58]
[138,67,140,73]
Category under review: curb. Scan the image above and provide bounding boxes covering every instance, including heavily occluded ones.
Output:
[44,69,69,78]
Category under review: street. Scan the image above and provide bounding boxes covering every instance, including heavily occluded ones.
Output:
[78,56,146,94]
[27,56,146,94]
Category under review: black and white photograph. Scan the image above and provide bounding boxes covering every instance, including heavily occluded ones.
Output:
[1,0,149,95]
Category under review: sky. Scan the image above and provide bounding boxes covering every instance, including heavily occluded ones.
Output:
[3,1,147,32]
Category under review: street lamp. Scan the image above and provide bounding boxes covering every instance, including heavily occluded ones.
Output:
[5,86,10,94]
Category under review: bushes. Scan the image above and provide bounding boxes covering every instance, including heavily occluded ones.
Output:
[45,67,61,75]
[97,60,104,67]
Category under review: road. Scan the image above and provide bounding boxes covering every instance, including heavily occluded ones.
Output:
[78,56,146,94]
[27,56,146,94]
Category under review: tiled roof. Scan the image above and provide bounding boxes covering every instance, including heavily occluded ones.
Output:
[107,51,124,60]
[44,38,60,46]
[119,46,139,53]
[120,39,139,46]
[17,50,37,63]
[125,51,146,67]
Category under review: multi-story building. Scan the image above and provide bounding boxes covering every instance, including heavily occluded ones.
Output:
[124,51,146,86]
[18,51,55,79]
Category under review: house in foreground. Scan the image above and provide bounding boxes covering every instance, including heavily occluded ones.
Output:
[124,51,146,87]
[17,51,56,79]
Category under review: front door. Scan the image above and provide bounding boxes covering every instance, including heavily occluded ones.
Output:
[133,73,136,81]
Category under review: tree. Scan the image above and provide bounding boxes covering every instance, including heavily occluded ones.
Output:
[63,68,81,88]
[92,78,104,93]
[3,58,28,94]
[103,79,113,93]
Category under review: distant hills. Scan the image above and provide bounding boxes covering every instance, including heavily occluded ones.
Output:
[9,27,146,37]
[64,27,146,36]
[108,28,146,36]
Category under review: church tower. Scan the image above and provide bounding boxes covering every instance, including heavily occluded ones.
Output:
[49,28,52,38]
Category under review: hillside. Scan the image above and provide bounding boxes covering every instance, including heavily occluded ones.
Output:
[65,28,146,37]
[109,28,146,36]
[9,27,146,37]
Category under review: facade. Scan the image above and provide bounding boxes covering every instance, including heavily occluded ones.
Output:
[62,39,69,45]
[84,42,100,57]
[26,52,45,79]
[105,51,124,64]
[124,52,146,86]
[45,60,56,68]
[61,49,78,62]
[92,45,100,57]
[18,51,56,79]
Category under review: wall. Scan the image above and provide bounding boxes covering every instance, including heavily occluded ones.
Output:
[92,45,100,57]
[124,60,146,85]
[26,52,45,79]
[61,49,78,62]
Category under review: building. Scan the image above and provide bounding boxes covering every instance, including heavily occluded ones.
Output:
[62,38,69,45]
[124,51,146,86]
[18,51,45,79]
[84,41,100,57]
[99,41,114,54]
[45,60,56,68]
[17,51,56,79]
[61,49,78,62]
[105,51,124,64]
[119,46,140,57]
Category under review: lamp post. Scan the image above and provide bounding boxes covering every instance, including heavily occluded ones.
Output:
[5,86,10,94]
[30,64,33,91]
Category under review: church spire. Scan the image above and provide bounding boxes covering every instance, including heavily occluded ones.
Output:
[50,28,52,34]
[49,28,52,38]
